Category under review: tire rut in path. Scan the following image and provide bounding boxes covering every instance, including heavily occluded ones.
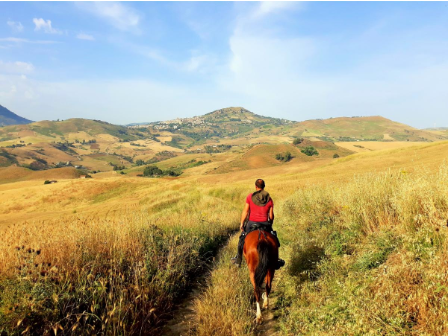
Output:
[161,233,235,336]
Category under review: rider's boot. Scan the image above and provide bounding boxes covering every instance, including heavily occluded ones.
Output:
[231,232,246,267]
[276,259,285,270]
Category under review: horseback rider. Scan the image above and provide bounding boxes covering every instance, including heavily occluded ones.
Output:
[231,179,285,269]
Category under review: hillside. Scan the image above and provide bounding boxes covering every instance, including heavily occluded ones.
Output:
[131,110,446,148]
[1,140,448,335]
[289,116,445,142]
[210,140,353,174]
[425,127,448,137]
[0,119,173,175]
[0,108,446,183]
[0,105,32,126]
[130,107,293,147]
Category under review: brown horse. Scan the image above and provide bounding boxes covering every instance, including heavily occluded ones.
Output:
[243,229,278,324]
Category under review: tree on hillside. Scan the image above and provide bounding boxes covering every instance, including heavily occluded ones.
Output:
[293,137,304,145]
[301,146,319,156]
[275,151,292,162]
[143,165,163,177]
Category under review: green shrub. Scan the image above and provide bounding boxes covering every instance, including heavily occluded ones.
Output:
[143,165,163,177]
[301,146,319,156]
[276,151,292,162]
[293,137,304,145]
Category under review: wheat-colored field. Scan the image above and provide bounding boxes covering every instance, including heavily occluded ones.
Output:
[336,141,427,153]
[1,140,448,334]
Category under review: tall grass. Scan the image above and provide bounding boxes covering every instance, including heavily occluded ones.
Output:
[189,165,448,335]
[276,165,448,335]
[0,190,240,335]
[193,235,254,336]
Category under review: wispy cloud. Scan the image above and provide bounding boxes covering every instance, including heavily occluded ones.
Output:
[7,20,24,33]
[251,1,302,19]
[0,37,58,44]
[76,33,95,41]
[76,2,141,33]
[33,18,62,34]
[0,60,34,74]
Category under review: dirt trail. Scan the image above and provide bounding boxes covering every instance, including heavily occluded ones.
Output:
[255,274,282,336]
[162,236,283,336]
[162,236,232,336]
[161,278,204,336]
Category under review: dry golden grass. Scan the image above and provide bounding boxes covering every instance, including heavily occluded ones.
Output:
[180,140,448,335]
[273,164,448,335]
[336,141,429,153]
[1,140,448,335]
[0,179,242,334]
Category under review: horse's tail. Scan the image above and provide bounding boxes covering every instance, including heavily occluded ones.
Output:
[255,239,270,288]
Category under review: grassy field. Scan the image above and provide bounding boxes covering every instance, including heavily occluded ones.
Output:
[288,116,445,142]
[0,139,447,335]
[336,141,427,153]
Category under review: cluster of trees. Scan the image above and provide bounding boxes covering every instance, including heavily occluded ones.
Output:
[74,139,96,144]
[0,150,18,166]
[27,158,48,171]
[276,151,292,162]
[301,146,319,156]
[53,142,77,155]
[204,144,232,154]
[293,138,304,145]
[143,165,180,177]
[4,143,27,148]
[112,164,126,171]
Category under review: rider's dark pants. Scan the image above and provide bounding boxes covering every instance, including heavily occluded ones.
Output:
[237,221,280,258]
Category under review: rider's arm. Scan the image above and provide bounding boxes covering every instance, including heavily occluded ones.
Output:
[269,205,274,224]
[240,203,250,231]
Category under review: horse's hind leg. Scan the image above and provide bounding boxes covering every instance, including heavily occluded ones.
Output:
[263,268,275,309]
[250,269,263,324]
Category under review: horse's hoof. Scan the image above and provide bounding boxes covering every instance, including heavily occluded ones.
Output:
[254,317,263,325]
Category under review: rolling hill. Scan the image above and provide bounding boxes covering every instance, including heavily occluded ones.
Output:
[0,107,446,183]
[289,116,445,142]
[0,105,32,126]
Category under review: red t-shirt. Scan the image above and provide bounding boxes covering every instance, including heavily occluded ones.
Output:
[246,193,273,222]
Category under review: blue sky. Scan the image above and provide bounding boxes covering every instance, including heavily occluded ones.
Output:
[0,1,447,128]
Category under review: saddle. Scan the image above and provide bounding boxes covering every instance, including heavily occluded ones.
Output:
[244,223,280,247]
[247,223,271,233]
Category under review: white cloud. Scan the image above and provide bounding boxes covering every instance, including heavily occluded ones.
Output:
[0,60,34,74]
[7,20,24,32]
[76,2,140,33]
[212,1,448,128]
[76,33,95,41]
[251,1,301,19]
[33,18,62,34]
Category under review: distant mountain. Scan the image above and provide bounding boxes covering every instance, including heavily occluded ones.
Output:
[0,105,32,126]
[0,118,147,142]
[425,127,448,131]
[128,107,294,147]
[128,108,446,143]
[289,116,446,142]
